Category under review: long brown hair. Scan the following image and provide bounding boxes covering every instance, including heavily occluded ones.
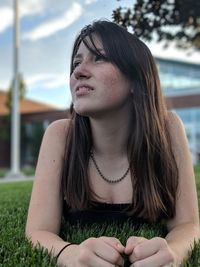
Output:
[61,20,178,223]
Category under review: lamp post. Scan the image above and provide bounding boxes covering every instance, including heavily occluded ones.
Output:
[9,0,21,178]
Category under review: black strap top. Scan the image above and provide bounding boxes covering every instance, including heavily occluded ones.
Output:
[63,201,148,226]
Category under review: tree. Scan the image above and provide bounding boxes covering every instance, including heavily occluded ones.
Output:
[0,74,26,142]
[113,0,200,51]
[6,73,26,110]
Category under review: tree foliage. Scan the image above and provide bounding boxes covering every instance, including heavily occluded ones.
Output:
[6,73,26,111]
[113,0,200,51]
[0,74,27,142]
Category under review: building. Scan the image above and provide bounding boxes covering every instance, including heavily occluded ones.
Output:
[156,57,200,164]
[0,90,69,167]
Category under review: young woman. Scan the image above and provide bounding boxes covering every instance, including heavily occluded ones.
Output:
[26,20,200,267]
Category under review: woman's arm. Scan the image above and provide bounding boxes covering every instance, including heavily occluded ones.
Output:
[165,111,200,263]
[125,112,200,266]
[25,119,70,256]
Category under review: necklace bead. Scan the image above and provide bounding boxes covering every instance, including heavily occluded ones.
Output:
[90,151,130,184]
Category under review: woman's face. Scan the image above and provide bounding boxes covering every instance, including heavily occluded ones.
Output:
[70,36,133,118]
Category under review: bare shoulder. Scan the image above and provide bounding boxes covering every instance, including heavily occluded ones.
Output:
[166,111,184,133]
[165,111,187,144]
[44,118,71,137]
[166,111,191,166]
[43,119,70,145]
[37,118,71,163]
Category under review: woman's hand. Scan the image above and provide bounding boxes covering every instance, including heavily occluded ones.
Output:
[124,236,177,267]
[57,236,125,267]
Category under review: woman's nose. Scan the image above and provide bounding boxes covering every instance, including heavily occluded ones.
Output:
[73,62,91,80]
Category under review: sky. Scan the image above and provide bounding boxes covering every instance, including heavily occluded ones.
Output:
[0,0,200,110]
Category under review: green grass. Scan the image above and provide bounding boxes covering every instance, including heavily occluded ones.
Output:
[195,165,200,207]
[0,167,200,266]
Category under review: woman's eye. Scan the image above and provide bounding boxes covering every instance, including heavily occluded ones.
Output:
[73,61,81,69]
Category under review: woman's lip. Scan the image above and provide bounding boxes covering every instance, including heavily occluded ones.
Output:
[76,85,94,92]
[75,86,94,96]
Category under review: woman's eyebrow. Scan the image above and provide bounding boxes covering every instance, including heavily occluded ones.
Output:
[74,53,82,60]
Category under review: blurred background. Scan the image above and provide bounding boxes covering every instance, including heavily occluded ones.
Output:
[0,0,200,177]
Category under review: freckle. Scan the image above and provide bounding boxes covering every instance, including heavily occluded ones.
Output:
[53,159,56,163]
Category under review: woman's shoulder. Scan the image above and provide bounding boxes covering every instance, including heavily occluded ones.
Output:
[165,111,185,135]
[44,119,71,138]
[40,119,71,158]
[165,111,189,160]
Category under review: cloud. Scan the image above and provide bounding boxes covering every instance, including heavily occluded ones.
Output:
[26,73,68,89]
[85,0,98,5]
[149,41,200,64]
[22,2,83,41]
[0,7,13,33]
[0,80,10,90]
[0,1,46,34]
[20,0,46,16]
[25,73,71,108]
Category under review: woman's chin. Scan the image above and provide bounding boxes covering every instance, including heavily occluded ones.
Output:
[73,105,92,117]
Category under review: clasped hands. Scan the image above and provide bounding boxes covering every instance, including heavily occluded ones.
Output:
[58,236,177,267]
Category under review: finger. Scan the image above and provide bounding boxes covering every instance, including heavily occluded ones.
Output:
[79,250,119,267]
[124,236,147,255]
[132,249,175,267]
[129,237,173,263]
[130,237,161,262]
[96,240,125,266]
[131,237,175,263]
[161,264,176,267]
[100,236,125,253]
[90,256,120,267]
[81,237,124,265]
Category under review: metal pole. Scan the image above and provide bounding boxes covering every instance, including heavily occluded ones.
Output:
[10,0,21,177]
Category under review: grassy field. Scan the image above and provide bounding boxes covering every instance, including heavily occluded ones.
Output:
[0,167,200,266]
[195,165,200,207]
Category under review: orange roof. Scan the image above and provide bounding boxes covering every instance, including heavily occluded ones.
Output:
[0,90,59,116]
